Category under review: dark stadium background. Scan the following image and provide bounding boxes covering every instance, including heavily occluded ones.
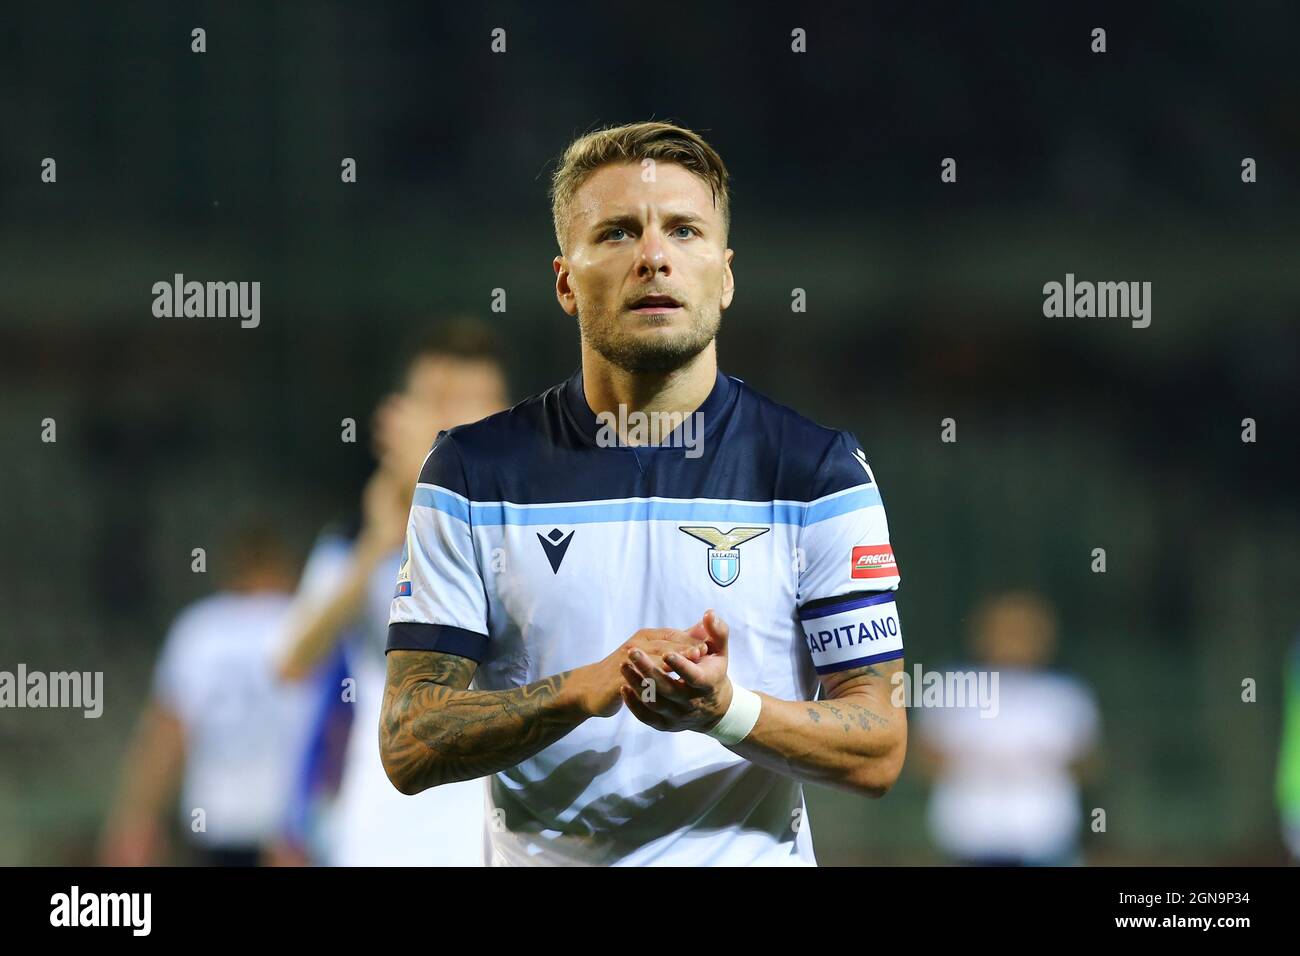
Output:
[1,1,1297,865]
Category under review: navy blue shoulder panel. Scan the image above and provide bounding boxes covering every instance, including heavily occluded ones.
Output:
[806,428,879,500]
[431,369,860,505]
[414,429,470,497]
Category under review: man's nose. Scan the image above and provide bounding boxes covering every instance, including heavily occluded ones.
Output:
[635,230,671,277]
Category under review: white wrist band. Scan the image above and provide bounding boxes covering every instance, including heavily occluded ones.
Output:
[705,681,761,746]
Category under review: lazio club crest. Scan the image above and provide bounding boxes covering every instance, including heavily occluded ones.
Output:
[678,526,770,587]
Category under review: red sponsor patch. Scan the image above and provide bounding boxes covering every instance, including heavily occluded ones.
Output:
[851,544,897,579]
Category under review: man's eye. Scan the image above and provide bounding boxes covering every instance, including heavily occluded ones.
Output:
[672,226,697,239]
[603,228,628,241]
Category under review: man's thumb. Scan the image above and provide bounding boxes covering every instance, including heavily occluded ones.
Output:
[703,609,729,649]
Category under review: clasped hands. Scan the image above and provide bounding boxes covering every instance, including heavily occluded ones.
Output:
[578,610,734,734]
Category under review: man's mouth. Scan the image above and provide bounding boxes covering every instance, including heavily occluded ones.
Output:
[628,294,683,314]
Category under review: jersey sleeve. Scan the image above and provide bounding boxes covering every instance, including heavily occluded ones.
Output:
[292,532,354,609]
[795,430,903,675]
[276,530,357,661]
[386,431,490,662]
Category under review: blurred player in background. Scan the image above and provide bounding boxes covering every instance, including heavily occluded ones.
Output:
[99,521,318,866]
[276,320,509,865]
[915,590,1101,866]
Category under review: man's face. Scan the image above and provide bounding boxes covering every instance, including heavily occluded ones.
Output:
[405,356,508,436]
[554,161,735,374]
[375,355,508,487]
[974,604,1056,668]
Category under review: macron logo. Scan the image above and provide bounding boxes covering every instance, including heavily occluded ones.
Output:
[537,528,574,574]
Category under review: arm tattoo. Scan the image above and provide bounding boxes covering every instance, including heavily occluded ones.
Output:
[809,661,902,735]
[381,650,587,793]
[806,697,893,734]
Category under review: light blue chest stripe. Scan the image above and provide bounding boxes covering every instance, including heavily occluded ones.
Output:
[412,485,881,527]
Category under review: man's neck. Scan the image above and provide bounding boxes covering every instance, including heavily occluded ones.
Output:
[580,342,717,446]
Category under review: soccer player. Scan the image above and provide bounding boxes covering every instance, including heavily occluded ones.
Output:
[100,521,318,866]
[382,121,907,866]
[276,322,509,866]
[914,591,1101,866]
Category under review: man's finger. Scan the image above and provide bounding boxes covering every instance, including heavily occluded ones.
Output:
[682,621,710,643]
[620,685,675,730]
[650,640,706,663]
[623,657,691,709]
[663,650,711,689]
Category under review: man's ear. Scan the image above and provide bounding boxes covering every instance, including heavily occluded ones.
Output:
[554,256,578,317]
[720,247,736,310]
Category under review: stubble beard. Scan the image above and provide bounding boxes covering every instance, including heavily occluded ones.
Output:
[578,302,721,375]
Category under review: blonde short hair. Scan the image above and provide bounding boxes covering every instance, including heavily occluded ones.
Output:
[549,120,731,254]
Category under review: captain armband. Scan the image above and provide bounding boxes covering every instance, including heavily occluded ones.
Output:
[798,591,903,675]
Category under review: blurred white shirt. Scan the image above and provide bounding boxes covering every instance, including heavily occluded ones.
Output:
[153,591,317,848]
[918,668,1099,863]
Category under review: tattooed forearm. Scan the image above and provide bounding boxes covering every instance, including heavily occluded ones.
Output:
[728,681,906,796]
[380,650,589,794]
[806,698,892,734]
[811,661,901,736]
[727,658,906,794]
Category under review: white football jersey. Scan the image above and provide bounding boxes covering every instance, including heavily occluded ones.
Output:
[153,591,316,847]
[919,668,1099,862]
[389,369,904,866]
